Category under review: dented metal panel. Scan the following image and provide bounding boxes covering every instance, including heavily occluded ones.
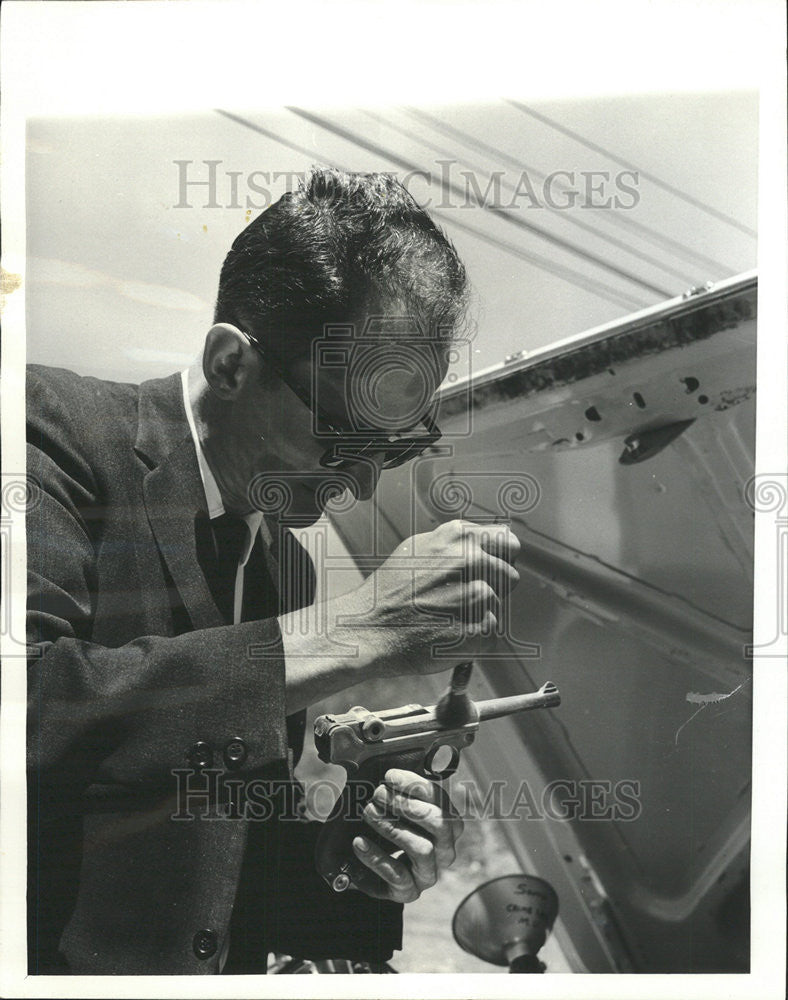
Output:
[330,273,756,972]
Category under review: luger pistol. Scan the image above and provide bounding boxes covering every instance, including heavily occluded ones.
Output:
[313,661,561,893]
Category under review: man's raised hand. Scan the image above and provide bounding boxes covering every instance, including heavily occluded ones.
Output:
[332,519,521,678]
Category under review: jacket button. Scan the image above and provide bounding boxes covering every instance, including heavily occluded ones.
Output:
[223,737,247,769]
[188,741,213,768]
[193,928,218,960]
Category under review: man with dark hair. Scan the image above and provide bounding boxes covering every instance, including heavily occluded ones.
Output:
[215,169,469,354]
[26,168,521,974]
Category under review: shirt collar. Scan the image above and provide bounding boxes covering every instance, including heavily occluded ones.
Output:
[181,369,263,566]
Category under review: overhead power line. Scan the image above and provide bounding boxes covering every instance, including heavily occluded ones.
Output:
[286,106,672,299]
[506,99,757,239]
[215,108,646,310]
[404,105,735,277]
[435,212,648,311]
[215,109,348,168]
[363,107,694,286]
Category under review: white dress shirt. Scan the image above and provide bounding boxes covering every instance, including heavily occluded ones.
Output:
[181,369,270,624]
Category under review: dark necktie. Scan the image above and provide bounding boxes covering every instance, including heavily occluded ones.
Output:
[221,517,312,974]
[211,513,248,624]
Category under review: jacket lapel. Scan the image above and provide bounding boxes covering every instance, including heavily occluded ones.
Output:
[135,373,225,631]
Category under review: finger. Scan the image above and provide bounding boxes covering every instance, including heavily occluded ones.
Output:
[475,552,520,591]
[373,783,462,870]
[384,769,465,862]
[376,780,462,839]
[463,578,502,625]
[352,836,419,903]
[363,800,437,890]
[474,554,519,635]
[466,524,521,564]
[465,608,499,639]
[383,769,447,806]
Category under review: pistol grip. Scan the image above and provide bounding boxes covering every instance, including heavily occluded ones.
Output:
[315,747,427,894]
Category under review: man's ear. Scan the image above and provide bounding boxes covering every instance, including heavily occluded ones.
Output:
[202,324,256,400]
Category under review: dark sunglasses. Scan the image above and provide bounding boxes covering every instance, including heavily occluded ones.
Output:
[240,330,442,470]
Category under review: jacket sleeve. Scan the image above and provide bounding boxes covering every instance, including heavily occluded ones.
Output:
[26,374,289,792]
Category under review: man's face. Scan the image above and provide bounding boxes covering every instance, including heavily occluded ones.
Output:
[251,337,446,525]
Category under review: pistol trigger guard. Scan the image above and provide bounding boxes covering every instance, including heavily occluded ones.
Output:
[423,744,461,780]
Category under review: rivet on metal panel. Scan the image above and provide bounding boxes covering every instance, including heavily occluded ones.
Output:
[682,281,714,299]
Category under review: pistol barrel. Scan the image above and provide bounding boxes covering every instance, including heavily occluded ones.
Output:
[476,682,560,722]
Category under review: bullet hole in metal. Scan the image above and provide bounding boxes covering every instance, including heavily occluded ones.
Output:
[633,392,646,409]
[585,406,602,422]
[698,395,709,404]
[575,432,585,442]
[681,376,700,393]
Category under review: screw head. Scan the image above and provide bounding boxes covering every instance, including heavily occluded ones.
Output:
[361,716,384,741]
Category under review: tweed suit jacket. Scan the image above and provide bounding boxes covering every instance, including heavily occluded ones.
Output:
[26,364,401,975]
